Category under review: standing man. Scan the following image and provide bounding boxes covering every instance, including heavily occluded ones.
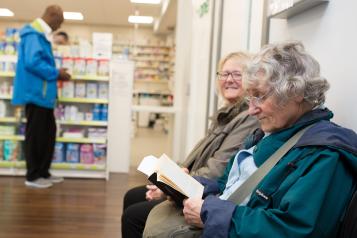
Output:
[12,5,71,188]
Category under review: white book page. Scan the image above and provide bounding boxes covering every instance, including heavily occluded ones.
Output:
[137,155,158,177]
[157,154,203,199]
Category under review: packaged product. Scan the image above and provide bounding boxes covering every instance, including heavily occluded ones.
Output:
[85,112,93,121]
[62,57,74,74]
[65,143,80,163]
[62,81,75,98]
[100,104,108,121]
[93,144,106,164]
[92,104,101,121]
[54,56,62,68]
[70,105,78,121]
[0,100,7,117]
[73,57,86,75]
[0,141,3,160]
[86,83,98,98]
[97,59,110,76]
[85,58,98,75]
[3,140,21,161]
[0,125,15,135]
[53,142,65,163]
[80,144,94,164]
[75,82,86,98]
[98,83,108,99]
[0,81,10,96]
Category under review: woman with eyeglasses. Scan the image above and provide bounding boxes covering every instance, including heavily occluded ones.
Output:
[121,52,259,238]
[143,42,357,238]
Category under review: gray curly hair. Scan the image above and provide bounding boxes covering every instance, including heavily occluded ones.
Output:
[243,41,329,106]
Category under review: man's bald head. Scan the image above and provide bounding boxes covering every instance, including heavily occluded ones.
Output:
[42,5,64,31]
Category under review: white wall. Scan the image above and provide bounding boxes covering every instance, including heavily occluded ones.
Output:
[269,1,357,131]
[181,0,215,157]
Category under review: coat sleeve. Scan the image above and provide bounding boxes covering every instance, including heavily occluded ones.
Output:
[23,34,59,81]
[190,112,258,179]
[200,149,355,238]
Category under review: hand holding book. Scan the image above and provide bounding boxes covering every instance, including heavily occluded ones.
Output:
[137,154,204,206]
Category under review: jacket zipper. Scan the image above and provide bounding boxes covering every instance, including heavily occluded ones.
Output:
[43,81,47,98]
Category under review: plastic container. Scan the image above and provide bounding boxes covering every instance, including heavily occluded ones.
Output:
[92,104,101,121]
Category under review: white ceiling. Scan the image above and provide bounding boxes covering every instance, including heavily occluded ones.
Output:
[0,0,176,33]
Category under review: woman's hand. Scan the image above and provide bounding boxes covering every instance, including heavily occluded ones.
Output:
[183,198,204,228]
[145,185,164,201]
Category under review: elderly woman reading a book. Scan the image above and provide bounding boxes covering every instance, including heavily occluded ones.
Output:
[121,52,260,238]
[143,41,357,238]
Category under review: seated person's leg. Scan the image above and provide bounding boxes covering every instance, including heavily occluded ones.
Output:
[121,199,164,238]
[123,185,147,210]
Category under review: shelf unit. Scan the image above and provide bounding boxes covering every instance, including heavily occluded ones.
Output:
[0,58,110,179]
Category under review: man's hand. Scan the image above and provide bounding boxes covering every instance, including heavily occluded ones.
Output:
[58,68,71,81]
[145,184,165,201]
[183,198,204,228]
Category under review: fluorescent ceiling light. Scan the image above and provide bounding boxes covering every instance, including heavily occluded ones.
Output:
[0,8,14,17]
[63,12,84,20]
[128,15,154,24]
[130,0,161,4]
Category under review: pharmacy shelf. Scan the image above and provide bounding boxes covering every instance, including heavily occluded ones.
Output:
[0,95,12,100]
[58,97,109,104]
[132,105,176,114]
[0,135,24,141]
[0,117,20,123]
[0,71,15,77]
[71,75,109,81]
[58,120,107,126]
[134,79,169,84]
[0,135,106,144]
[56,137,106,144]
[0,161,107,179]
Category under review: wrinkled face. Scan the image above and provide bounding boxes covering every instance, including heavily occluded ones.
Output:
[246,82,303,133]
[218,58,245,103]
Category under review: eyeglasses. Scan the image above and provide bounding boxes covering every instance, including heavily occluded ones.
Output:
[245,90,272,106]
[216,71,242,81]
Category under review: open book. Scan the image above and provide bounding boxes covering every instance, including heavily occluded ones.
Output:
[137,154,204,206]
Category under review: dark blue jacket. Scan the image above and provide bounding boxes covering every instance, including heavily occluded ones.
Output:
[198,108,357,238]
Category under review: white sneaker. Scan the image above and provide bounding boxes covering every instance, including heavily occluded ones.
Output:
[25,178,53,188]
[47,175,64,183]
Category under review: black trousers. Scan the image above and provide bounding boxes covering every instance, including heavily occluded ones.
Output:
[121,185,164,238]
[24,103,56,181]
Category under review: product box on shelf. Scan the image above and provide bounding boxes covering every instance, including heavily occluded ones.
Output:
[86,83,97,98]
[66,143,80,163]
[75,82,86,98]
[3,140,21,161]
[85,58,97,75]
[93,144,106,164]
[98,83,108,99]
[73,58,86,75]
[53,142,65,163]
[62,81,75,98]
[98,59,110,76]
[80,144,94,164]
[62,57,74,75]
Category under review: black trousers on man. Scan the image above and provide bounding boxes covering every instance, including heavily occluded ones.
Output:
[24,103,56,181]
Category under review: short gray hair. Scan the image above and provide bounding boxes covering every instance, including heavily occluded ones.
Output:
[243,41,329,106]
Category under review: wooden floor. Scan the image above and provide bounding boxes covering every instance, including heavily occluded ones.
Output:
[0,170,146,238]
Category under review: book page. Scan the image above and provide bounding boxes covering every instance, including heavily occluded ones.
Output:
[137,155,158,176]
[157,154,204,199]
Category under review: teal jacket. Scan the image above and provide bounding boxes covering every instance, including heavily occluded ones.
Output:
[199,108,357,238]
[12,23,59,109]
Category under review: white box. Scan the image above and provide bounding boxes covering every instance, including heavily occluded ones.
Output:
[75,82,86,98]
[86,83,98,98]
